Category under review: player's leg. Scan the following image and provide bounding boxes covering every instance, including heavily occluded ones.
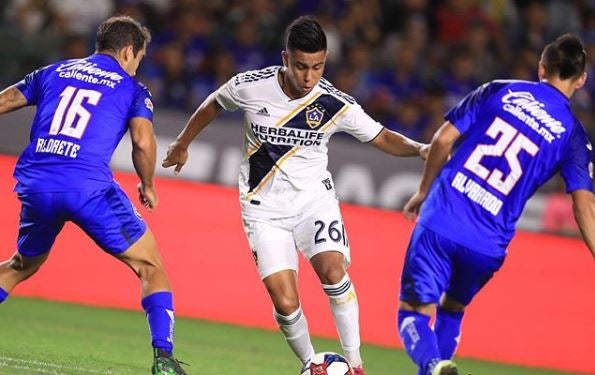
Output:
[398,225,454,375]
[71,183,185,374]
[0,192,64,303]
[310,251,363,369]
[243,217,315,369]
[0,252,49,302]
[435,246,505,361]
[294,198,363,370]
[264,270,316,367]
[434,295,465,361]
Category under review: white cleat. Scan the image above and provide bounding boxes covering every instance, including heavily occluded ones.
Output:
[431,360,459,375]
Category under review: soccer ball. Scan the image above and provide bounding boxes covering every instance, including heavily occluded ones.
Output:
[302,352,354,375]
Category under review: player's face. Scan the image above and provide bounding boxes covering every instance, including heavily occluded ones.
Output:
[123,44,146,76]
[127,46,147,77]
[282,49,327,98]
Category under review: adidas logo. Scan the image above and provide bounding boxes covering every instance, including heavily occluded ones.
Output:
[256,107,270,116]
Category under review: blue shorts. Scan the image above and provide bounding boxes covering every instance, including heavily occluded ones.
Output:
[399,224,505,306]
[17,182,146,257]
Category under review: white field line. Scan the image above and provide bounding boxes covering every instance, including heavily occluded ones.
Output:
[0,356,112,374]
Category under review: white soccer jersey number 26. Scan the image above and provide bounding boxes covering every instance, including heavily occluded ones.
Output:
[49,86,102,139]
[464,117,539,195]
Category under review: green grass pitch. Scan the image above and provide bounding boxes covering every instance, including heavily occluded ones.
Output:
[0,297,578,374]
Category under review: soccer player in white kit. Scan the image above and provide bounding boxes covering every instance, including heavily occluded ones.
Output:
[163,16,428,374]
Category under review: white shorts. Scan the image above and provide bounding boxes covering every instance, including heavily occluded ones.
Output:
[242,194,350,279]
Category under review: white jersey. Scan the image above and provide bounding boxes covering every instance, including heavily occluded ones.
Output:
[215,66,383,216]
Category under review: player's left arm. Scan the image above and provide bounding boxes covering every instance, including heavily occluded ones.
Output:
[129,117,158,211]
[370,128,429,159]
[0,86,27,114]
[403,121,461,219]
[571,189,595,258]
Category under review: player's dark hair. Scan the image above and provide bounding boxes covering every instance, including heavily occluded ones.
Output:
[285,16,327,53]
[95,16,151,56]
[541,33,586,80]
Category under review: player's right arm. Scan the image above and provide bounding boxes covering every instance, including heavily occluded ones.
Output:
[403,121,461,219]
[561,124,595,258]
[163,73,245,175]
[571,190,595,258]
[0,86,27,114]
[162,94,222,175]
[130,116,158,211]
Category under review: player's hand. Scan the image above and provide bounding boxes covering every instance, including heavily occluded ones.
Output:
[403,190,426,221]
[138,183,158,212]
[419,144,430,161]
[162,141,188,175]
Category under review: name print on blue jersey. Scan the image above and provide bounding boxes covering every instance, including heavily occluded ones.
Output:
[14,53,153,193]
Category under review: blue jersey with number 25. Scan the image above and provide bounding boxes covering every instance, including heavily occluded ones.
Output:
[13,53,153,193]
[418,80,594,257]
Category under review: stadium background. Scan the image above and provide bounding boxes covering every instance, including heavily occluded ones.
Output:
[0,1,594,374]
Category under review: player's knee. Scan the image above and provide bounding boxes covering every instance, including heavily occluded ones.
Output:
[273,296,300,316]
[3,253,42,281]
[135,257,165,281]
[439,296,466,313]
[318,267,345,285]
[9,254,37,272]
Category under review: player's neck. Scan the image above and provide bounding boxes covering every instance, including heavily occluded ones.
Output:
[541,79,575,99]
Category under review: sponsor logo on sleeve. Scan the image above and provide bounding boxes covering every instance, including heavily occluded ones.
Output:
[144,97,154,112]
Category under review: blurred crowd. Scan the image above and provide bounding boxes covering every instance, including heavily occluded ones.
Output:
[0,0,593,236]
[1,0,595,144]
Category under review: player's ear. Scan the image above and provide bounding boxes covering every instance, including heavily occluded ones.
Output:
[537,61,546,80]
[124,45,135,62]
[574,71,587,90]
[281,50,288,67]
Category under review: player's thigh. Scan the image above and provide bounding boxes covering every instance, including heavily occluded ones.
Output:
[446,247,505,306]
[16,193,66,257]
[242,218,298,280]
[70,183,147,255]
[399,225,454,305]
[294,198,350,266]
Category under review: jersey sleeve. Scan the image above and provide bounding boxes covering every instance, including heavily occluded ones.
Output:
[15,67,46,105]
[560,124,594,193]
[214,76,242,111]
[127,84,154,122]
[445,81,506,134]
[338,103,384,142]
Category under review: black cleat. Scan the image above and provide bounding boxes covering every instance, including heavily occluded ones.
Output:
[152,349,189,375]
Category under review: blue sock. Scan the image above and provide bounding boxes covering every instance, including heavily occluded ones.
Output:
[398,310,441,375]
[434,308,464,359]
[142,291,175,354]
[0,287,8,304]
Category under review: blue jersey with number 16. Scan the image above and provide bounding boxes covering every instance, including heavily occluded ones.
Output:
[13,53,153,193]
[418,80,594,257]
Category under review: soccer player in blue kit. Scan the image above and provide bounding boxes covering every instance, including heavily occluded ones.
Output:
[398,34,595,375]
[0,16,187,375]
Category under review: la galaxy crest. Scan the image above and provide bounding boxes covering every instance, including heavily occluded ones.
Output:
[305,103,325,129]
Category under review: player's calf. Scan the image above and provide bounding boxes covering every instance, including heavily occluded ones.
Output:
[322,273,362,368]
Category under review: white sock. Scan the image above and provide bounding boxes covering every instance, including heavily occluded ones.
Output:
[274,306,315,365]
[322,274,363,367]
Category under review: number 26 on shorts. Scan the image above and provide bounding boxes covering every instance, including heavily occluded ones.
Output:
[314,220,348,246]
